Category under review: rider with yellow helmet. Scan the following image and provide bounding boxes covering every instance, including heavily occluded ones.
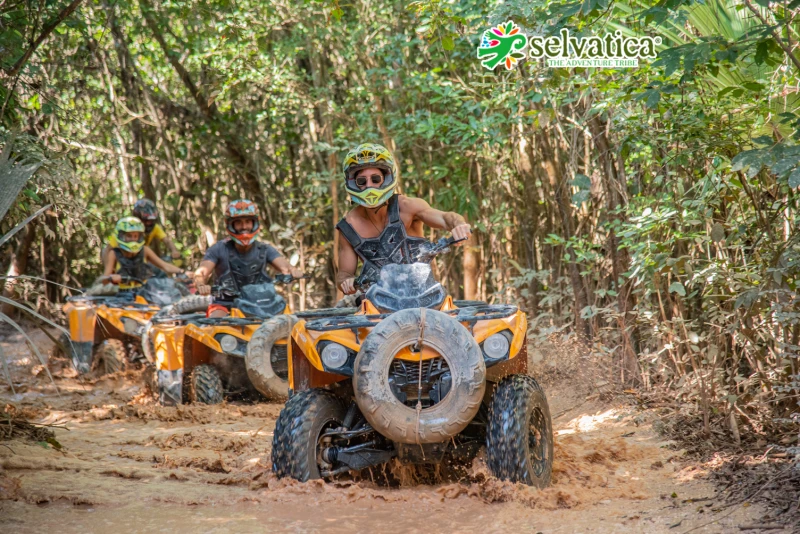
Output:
[100,217,185,288]
[336,143,471,295]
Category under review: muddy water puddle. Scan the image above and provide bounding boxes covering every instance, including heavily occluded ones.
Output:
[1,330,768,532]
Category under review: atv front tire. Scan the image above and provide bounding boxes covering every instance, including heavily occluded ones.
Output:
[271,389,345,481]
[188,364,223,404]
[246,315,297,401]
[94,339,128,374]
[353,308,485,444]
[486,374,553,488]
[172,295,212,315]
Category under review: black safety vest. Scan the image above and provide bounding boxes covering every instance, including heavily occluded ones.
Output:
[113,248,152,281]
[335,194,428,282]
[217,240,273,292]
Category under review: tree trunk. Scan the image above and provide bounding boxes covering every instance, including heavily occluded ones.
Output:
[106,2,154,200]
[463,233,478,300]
[589,114,640,385]
[4,0,85,79]
[537,130,592,341]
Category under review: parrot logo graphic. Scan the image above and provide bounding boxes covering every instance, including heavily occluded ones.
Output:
[477,21,528,71]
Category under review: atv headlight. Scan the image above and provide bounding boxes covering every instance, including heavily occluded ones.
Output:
[321,343,349,369]
[483,333,510,360]
[219,334,239,354]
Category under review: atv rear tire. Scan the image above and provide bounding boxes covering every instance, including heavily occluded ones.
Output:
[486,374,553,488]
[172,295,212,315]
[271,389,345,481]
[94,339,128,374]
[353,308,485,444]
[188,364,223,404]
[246,315,297,401]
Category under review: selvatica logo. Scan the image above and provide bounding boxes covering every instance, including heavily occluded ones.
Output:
[477,22,662,71]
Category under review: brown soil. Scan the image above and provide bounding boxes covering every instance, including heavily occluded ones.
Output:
[0,326,774,533]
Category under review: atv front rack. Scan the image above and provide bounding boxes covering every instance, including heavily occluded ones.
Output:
[150,312,207,325]
[194,317,265,326]
[189,307,360,328]
[305,304,518,332]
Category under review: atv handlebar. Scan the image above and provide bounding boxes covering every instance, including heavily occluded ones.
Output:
[208,274,305,303]
[273,273,308,284]
[353,234,468,290]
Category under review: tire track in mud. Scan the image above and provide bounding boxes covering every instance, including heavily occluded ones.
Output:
[0,330,769,532]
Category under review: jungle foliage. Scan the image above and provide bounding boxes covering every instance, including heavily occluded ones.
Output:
[1,0,799,446]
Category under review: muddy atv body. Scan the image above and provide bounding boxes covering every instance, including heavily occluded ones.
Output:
[58,276,189,375]
[159,276,355,405]
[272,237,554,487]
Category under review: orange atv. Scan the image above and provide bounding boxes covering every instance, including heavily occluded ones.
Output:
[58,275,190,375]
[145,276,355,405]
[272,236,553,487]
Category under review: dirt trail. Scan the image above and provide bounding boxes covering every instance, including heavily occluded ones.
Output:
[0,327,769,533]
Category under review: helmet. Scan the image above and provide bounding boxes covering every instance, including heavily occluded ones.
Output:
[224,199,260,246]
[342,143,398,208]
[115,217,146,253]
[133,199,158,232]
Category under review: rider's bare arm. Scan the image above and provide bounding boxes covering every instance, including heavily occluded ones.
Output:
[270,256,304,279]
[144,247,183,275]
[162,234,180,258]
[403,196,471,243]
[101,248,118,281]
[336,235,359,294]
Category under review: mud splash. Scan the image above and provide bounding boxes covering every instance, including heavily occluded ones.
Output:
[0,325,769,533]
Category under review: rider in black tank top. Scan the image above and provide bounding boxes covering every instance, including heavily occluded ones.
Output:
[335,143,472,295]
[336,194,429,284]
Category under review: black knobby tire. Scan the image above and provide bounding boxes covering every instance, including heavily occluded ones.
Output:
[271,389,345,481]
[141,304,174,364]
[172,295,212,315]
[141,321,157,364]
[353,308,485,444]
[94,339,128,374]
[246,315,297,401]
[486,374,554,488]
[188,364,224,404]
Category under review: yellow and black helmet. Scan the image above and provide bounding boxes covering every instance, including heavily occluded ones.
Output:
[115,217,146,253]
[342,143,398,208]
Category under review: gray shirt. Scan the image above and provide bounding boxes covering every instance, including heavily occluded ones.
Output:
[203,238,282,282]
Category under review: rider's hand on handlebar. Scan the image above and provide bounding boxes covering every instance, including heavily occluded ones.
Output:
[171,250,181,260]
[109,274,122,284]
[289,267,304,280]
[196,282,211,295]
[451,224,472,245]
[341,277,356,295]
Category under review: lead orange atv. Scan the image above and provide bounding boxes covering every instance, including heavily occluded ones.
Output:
[272,236,553,487]
[58,275,190,375]
[144,276,356,405]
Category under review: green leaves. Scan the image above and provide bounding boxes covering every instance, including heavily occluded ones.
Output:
[669,282,686,296]
[730,142,800,184]
[441,35,455,51]
[789,168,800,189]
